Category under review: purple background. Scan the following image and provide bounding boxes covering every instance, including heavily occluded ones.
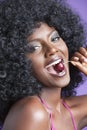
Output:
[67,1,87,130]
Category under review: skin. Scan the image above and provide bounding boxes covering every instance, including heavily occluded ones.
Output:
[2,23,87,130]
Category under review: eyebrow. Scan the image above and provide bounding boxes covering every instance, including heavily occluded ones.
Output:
[51,30,59,35]
[49,29,57,35]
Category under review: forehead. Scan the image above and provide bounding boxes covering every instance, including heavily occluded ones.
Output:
[27,23,55,41]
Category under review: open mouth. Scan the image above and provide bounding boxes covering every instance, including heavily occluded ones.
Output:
[45,58,66,77]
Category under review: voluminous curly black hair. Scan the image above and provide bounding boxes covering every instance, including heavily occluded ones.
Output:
[0,0,86,124]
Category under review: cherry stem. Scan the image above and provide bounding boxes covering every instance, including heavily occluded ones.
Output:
[63,60,71,64]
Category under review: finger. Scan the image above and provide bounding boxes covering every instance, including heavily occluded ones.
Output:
[71,52,87,63]
[71,52,83,62]
[71,56,79,62]
[71,61,87,76]
[79,47,87,58]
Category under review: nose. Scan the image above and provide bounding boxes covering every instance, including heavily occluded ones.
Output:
[45,44,58,58]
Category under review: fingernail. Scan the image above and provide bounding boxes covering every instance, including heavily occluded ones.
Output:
[70,61,76,66]
[82,62,86,66]
[83,58,87,63]
[73,57,79,61]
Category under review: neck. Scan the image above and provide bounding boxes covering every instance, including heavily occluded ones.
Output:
[40,87,62,110]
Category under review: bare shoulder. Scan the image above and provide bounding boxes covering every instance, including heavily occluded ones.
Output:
[65,95,87,129]
[65,95,87,107]
[64,95,87,114]
[3,96,50,130]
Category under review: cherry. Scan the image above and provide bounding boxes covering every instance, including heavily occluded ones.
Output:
[54,62,64,73]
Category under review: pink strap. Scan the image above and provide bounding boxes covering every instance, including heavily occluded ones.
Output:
[62,100,77,130]
[39,97,55,130]
[39,97,77,130]
[50,112,56,130]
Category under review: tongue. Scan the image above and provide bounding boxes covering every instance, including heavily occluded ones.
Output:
[54,62,64,73]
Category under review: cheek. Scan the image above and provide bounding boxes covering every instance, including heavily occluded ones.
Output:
[62,41,69,57]
[64,45,69,58]
[31,57,44,73]
[32,63,44,82]
[59,43,69,58]
[58,39,69,57]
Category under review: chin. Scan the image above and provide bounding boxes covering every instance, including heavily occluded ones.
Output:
[55,74,70,88]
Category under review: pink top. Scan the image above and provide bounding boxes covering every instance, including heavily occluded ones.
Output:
[39,97,77,130]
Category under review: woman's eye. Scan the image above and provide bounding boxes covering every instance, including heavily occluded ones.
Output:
[27,44,41,53]
[51,36,60,42]
[51,32,60,42]
[32,46,40,51]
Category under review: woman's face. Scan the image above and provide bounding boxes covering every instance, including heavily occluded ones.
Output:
[26,23,70,88]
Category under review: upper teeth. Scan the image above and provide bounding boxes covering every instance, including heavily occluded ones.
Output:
[46,59,62,69]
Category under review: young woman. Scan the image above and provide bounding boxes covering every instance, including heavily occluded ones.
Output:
[0,0,87,130]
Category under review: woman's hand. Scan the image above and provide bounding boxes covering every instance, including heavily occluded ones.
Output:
[71,47,87,75]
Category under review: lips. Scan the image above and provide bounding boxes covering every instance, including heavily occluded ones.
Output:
[45,58,66,77]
